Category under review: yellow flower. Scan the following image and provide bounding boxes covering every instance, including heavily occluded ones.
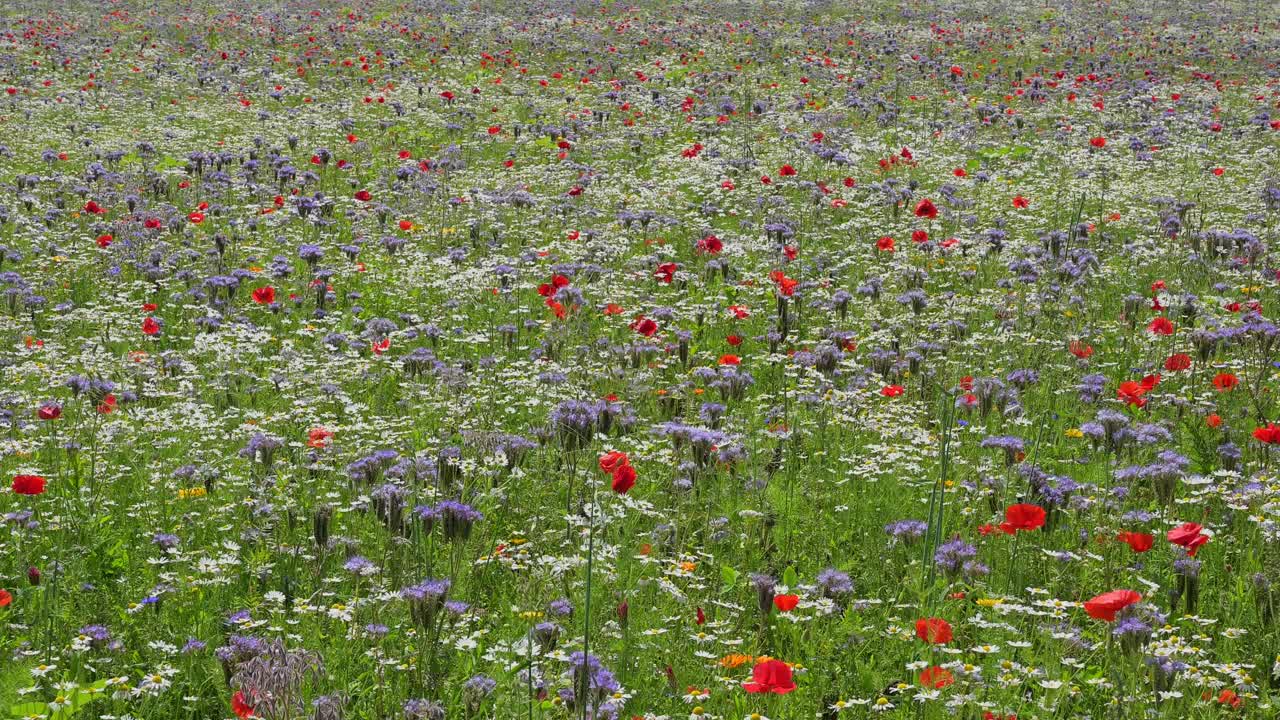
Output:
[1065,428,1084,438]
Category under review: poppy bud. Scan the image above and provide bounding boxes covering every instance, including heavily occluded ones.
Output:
[313,505,332,551]
[616,601,628,629]
[27,566,41,586]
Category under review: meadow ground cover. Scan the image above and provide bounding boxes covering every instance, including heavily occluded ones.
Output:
[1,0,1280,718]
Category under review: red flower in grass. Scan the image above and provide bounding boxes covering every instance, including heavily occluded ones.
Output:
[0,588,11,608]
[1254,424,1280,444]
[773,594,799,612]
[1212,373,1239,392]
[1012,195,1030,209]
[918,666,955,689]
[11,475,46,495]
[232,690,254,719]
[610,464,636,495]
[914,198,938,219]
[999,504,1046,534]
[778,164,797,177]
[1089,136,1107,148]
[915,617,953,644]
[1163,353,1191,371]
[1147,317,1174,335]
[630,316,659,337]
[598,451,630,474]
[881,385,904,397]
[142,317,161,336]
[743,659,796,694]
[1083,589,1141,621]
[1167,522,1209,556]
[1115,531,1154,553]
[251,286,276,305]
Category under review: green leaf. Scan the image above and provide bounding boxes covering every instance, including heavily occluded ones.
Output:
[782,566,798,588]
[720,565,739,587]
[10,702,47,717]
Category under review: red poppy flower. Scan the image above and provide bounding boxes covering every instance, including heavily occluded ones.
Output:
[768,270,798,296]
[1147,317,1174,335]
[611,464,637,494]
[1206,414,1223,429]
[1117,374,1160,407]
[1068,340,1094,359]
[142,317,161,336]
[232,690,254,719]
[654,262,677,283]
[881,385,904,397]
[726,334,743,347]
[599,451,630,474]
[918,666,955,689]
[1012,195,1030,209]
[999,503,1046,534]
[1116,531,1154,553]
[915,617,953,644]
[742,659,796,694]
[953,167,967,177]
[1083,589,1141,621]
[778,164,797,177]
[251,286,275,305]
[697,235,723,254]
[1254,424,1280,444]
[718,354,741,366]
[911,230,929,243]
[1089,136,1107,148]
[96,234,113,248]
[876,236,896,252]
[307,427,333,449]
[188,212,205,224]
[353,190,372,201]
[1217,689,1242,708]
[96,394,116,414]
[37,405,61,421]
[914,198,938,219]
[773,594,799,612]
[0,588,10,608]
[1167,522,1209,556]
[630,317,659,337]
[1212,373,1239,392]
[11,474,46,495]
[1163,354,1191,371]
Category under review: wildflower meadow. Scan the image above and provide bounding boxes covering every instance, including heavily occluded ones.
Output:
[1,0,1280,718]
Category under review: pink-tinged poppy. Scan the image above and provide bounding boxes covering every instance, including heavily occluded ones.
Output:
[1083,589,1141,621]
[742,659,796,694]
